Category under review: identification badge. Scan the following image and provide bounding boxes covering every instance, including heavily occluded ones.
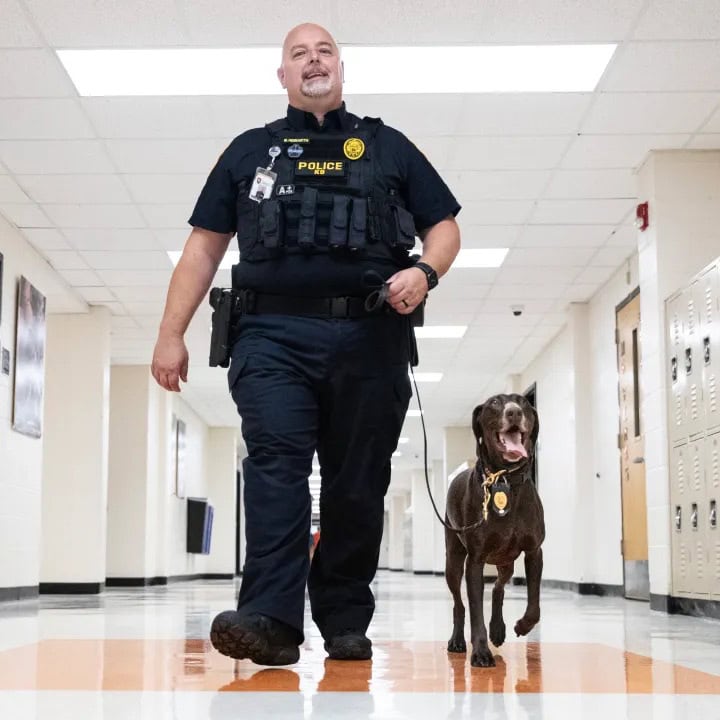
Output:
[491,482,511,517]
[249,167,277,202]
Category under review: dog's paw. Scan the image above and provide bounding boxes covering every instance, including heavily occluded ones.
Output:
[470,647,496,668]
[489,620,506,647]
[514,614,539,637]
[447,637,466,653]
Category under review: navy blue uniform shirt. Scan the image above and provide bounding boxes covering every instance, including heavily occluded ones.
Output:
[189,102,460,296]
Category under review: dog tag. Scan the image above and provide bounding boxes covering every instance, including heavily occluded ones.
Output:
[491,482,511,517]
[249,167,277,203]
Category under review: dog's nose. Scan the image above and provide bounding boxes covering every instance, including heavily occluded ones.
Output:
[504,405,523,425]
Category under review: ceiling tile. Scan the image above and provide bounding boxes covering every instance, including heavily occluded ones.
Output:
[17,174,132,204]
[0,99,94,139]
[79,250,171,270]
[457,200,534,226]
[43,250,89,270]
[517,225,615,247]
[0,0,42,46]
[687,134,720,148]
[105,138,227,173]
[24,0,187,46]
[582,92,719,134]
[44,204,146,229]
[455,94,592,135]
[96,269,172,286]
[82,97,217,139]
[495,265,581,285]
[22,228,70,250]
[63,227,158,251]
[445,170,552,200]
[0,50,75,97]
[544,169,636,199]
[604,42,720,92]
[504,247,597,267]
[529,199,634,225]
[123,174,205,204]
[153,228,192,251]
[591,245,635,267]
[0,202,50,227]
[76,286,116,303]
[702,107,720,133]
[140,204,202,229]
[633,1,720,39]
[0,140,115,174]
[0,175,30,202]
[446,137,568,170]
[561,134,690,169]
[56,269,103,286]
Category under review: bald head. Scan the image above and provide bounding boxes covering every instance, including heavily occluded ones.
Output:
[277,23,343,113]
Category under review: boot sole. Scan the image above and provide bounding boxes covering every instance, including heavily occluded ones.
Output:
[325,639,373,660]
[210,615,299,666]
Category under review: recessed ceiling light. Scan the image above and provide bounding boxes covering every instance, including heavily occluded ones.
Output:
[414,326,467,339]
[57,45,616,96]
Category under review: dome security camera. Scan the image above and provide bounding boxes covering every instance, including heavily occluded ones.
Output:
[511,304,524,317]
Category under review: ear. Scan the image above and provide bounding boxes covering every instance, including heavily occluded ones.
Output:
[529,406,540,446]
[471,404,484,455]
[277,66,286,88]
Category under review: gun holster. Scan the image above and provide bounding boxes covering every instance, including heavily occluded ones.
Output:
[208,287,239,368]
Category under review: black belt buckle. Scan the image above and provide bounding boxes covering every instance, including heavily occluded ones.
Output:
[330,297,350,318]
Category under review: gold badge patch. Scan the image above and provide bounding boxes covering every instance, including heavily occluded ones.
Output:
[493,491,508,511]
[343,138,365,160]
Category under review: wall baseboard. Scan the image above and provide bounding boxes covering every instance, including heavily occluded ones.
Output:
[0,585,39,602]
[39,583,105,595]
[651,593,720,620]
[106,573,235,587]
[512,577,624,597]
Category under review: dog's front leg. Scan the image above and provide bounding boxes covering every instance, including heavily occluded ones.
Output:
[466,556,495,667]
[489,563,513,647]
[515,548,542,637]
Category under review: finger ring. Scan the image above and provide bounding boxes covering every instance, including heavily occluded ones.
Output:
[402,299,409,308]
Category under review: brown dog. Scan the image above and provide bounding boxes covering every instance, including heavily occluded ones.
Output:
[445,393,544,667]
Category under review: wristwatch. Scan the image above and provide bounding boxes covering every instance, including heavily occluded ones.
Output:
[414,261,439,291]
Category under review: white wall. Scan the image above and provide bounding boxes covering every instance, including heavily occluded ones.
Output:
[0,216,84,593]
[518,254,639,587]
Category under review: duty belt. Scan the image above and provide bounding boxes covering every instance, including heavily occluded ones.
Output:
[236,289,385,319]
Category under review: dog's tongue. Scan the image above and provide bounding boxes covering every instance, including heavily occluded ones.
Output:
[500,431,527,460]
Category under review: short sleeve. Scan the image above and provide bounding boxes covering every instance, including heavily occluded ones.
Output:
[188,144,239,234]
[387,129,461,232]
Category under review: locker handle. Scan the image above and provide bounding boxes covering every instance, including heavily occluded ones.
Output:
[685,347,692,374]
[691,503,698,530]
[704,337,711,365]
[671,356,678,382]
[674,506,682,531]
[711,500,717,529]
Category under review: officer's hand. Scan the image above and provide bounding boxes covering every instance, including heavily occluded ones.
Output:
[151,332,189,392]
[386,267,428,315]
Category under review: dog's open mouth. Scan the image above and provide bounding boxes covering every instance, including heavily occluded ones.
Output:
[497,430,527,462]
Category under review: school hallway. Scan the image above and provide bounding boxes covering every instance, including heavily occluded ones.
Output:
[1,571,718,719]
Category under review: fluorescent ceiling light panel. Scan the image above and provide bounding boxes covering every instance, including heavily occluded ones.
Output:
[58,45,615,96]
[414,326,467,339]
[453,248,508,268]
[406,410,423,417]
[398,437,409,444]
[168,250,238,270]
[411,372,443,383]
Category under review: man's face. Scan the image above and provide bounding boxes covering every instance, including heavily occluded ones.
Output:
[278,24,343,107]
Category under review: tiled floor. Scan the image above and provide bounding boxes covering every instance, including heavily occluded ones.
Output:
[0,571,719,718]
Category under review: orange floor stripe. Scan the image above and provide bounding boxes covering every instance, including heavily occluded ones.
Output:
[0,640,717,693]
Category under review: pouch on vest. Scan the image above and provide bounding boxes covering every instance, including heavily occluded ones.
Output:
[298,187,318,251]
[348,198,367,254]
[390,205,417,250]
[259,200,282,249]
[328,195,350,250]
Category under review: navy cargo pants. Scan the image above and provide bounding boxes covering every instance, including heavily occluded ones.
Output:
[228,311,412,642]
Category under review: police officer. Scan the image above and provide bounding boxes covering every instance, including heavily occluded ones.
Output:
[151,22,461,665]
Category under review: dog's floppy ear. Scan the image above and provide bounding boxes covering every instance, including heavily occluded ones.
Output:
[529,405,540,446]
[471,404,484,455]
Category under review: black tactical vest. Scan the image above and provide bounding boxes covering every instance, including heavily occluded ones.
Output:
[233,115,417,275]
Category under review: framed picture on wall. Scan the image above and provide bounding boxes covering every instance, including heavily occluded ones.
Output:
[12,276,46,439]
